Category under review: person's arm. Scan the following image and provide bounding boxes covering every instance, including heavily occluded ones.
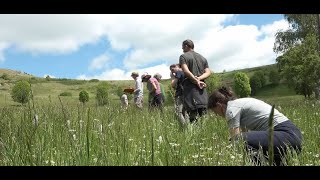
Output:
[150,81,157,94]
[229,127,241,139]
[171,77,178,88]
[196,68,212,81]
[181,63,207,89]
[181,64,198,83]
[134,81,141,93]
[226,107,242,140]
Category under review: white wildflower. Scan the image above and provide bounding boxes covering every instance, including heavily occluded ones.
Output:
[158,136,163,143]
[192,155,199,158]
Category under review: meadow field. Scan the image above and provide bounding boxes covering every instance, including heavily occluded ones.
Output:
[0,66,320,166]
[0,77,319,166]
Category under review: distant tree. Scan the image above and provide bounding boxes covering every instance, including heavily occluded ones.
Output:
[269,69,280,86]
[254,71,266,87]
[250,75,262,96]
[96,82,110,106]
[79,90,89,105]
[233,72,251,98]
[276,34,320,98]
[274,14,320,99]
[45,75,51,81]
[11,80,31,105]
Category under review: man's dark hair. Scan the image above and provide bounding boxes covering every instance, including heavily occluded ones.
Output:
[182,39,194,49]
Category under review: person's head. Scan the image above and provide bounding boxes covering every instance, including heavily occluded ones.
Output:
[182,39,194,53]
[169,64,181,73]
[131,72,139,80]
[208,86,237,118]
[153,73,162,81]
[141,72,152,82]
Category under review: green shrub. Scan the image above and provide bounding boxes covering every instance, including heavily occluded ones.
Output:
[206,74,222,95]
[79,90,89,104]
[269,69,280,86]
[10,80,31,104]
[1,73,10,80]
[233,72,251,98]
[59,92,72,96]
[96,82,110,106]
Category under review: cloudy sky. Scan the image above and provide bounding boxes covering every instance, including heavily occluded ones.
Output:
[0,14,289,80]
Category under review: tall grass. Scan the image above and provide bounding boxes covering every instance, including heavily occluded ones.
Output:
[0,96,319,166]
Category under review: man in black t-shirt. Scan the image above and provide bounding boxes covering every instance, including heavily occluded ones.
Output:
[170,64,189,127]
[179,39,211,123]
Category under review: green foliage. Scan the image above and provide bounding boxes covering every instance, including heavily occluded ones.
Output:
[10,80,31,104]
[89,79,99,82]
[276,34,320,98]
[165,84,175,105]
[45,75,51,81]
[59,92,72,96]
[250,75,262,96]
[56,78,87,85]
[79,90,89,104]
[206,74,222,95]
[254,71,266,87]
[274,14,319,54]
[249,71,266,95]
[269,69,280,86]
[96,82,110,106]
[1,73,10,80]
[233,72,251,98]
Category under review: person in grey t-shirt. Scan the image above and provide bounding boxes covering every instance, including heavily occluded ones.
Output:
[179,39,211,123]
[208,86,302,166]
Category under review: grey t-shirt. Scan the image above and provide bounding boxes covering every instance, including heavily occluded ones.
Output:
[179,51,209,77]
[179,51,209,110]
[226,98,288,131]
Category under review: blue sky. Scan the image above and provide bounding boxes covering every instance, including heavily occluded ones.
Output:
[0,14,288,80]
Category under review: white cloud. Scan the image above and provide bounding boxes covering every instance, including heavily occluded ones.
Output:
[77,68,127,80]
[0,14,291,80]
[0,14,108,55]
[77,64,171,81]
[89,53,109,70]
[0,42,9,61]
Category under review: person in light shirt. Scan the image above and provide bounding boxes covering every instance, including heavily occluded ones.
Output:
[208,86,303,166]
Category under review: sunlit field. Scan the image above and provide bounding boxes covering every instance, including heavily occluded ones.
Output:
[0,93,319,166]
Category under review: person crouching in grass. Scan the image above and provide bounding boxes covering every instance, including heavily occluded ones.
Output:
[207,86,303,166]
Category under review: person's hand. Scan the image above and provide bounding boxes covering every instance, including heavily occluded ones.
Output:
[170,72,175,80]
[198,81,207,89]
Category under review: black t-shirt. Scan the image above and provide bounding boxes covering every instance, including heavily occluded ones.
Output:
[175,70,184,97]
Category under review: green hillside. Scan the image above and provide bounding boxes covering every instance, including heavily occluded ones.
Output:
[0,63,298,107]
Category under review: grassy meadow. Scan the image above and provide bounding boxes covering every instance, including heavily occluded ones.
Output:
[0,68,319,166]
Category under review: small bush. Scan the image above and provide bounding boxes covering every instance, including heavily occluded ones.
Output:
[96,82,110,106]
[233,72,251,98]
[59,92,72,96]
[79,90,89,104]
[11,80,31,104]
[1,73,10,80]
